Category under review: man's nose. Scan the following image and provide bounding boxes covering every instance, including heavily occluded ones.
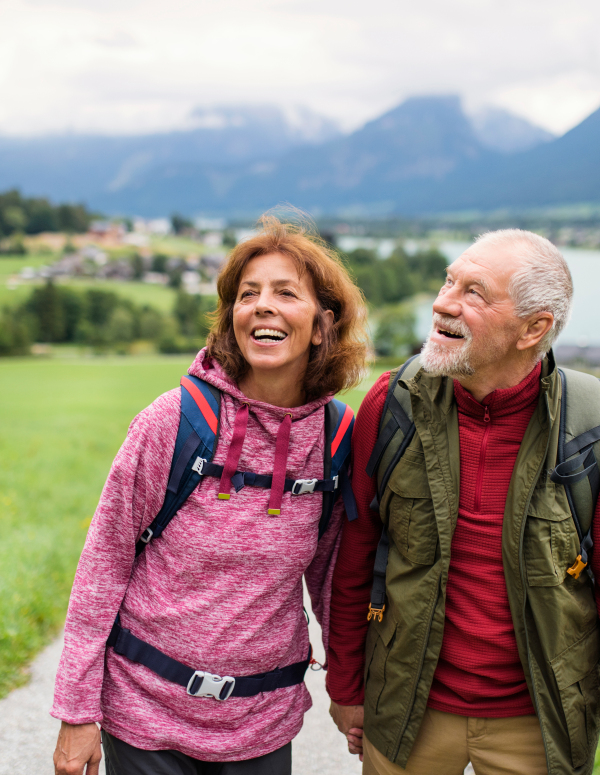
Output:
[433,286,461,318]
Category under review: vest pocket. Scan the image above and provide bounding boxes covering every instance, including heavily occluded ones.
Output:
[387,452,437,565]
[364,613,398,716]
[525,486,579,587]
[550,626,600,768]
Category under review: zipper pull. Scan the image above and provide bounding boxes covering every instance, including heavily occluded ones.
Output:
[483,406,490,423]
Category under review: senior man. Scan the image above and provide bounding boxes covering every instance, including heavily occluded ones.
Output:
[328,230,600,775]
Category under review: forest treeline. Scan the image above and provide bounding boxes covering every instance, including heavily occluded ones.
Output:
[0,190,94,242]
[0,283,214,356]
[0,243,447,359]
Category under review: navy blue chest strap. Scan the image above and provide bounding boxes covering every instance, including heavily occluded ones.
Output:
[107,619,311,700]
[194,458,340,495]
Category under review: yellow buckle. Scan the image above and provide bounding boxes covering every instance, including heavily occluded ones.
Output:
[367,603,385,623]
[567,555,587,580]
[218,493,230,500]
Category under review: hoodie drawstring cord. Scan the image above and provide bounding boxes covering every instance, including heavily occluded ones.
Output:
[218,403,249,499]
[268,413,293,516]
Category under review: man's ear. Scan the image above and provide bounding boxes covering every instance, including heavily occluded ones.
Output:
[312,309,334,346]
[516,312,554,352]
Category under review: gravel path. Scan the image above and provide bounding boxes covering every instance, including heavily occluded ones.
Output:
[0,602,361,775]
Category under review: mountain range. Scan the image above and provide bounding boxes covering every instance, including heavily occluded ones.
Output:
[1,96,598,218]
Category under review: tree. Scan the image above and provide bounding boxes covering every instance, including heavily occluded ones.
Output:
[171,213,193,234]
[151,254,169,273]
[373,304,418,359]
[0,307,31,355]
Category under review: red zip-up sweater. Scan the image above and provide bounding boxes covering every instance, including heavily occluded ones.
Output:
[328,364,600,716]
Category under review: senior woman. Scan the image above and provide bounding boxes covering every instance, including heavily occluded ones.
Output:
[52,216,368,775]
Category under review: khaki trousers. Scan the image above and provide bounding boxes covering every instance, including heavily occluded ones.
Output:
[363,709,547,775]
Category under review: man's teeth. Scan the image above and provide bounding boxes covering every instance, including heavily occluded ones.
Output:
[439,328,464,339]
[253,328,287,341]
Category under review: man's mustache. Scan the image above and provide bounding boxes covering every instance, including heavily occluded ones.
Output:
[431,314,472,340]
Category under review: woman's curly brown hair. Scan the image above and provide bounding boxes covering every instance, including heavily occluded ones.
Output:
[206,214,368,400]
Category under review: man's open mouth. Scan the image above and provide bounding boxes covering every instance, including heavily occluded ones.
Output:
[438,328,464,339]
[251,328,288,343]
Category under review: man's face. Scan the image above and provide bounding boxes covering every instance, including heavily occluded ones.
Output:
[421,244,524,378]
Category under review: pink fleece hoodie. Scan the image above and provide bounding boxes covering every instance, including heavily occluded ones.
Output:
[51,348,344,761]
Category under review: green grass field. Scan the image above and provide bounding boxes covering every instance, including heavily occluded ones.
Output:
[0,354,379,697]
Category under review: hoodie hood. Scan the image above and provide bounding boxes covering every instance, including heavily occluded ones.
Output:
[188,347,332,421]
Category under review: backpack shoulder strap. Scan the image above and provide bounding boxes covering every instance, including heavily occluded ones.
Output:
[366,356,421,622]
[551,367,600,576]
[135,375,221,555]
[319,399,355,539]
[366,354,420,503]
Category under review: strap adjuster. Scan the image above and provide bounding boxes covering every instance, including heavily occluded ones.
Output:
[567,555,588,580]
[192,457,206,475]
[367,603,385,623]
[291,478,318,495]
[140,527,154,544]
[186,670,236,700]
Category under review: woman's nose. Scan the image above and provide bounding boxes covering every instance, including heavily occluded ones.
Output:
[254,291,276,315]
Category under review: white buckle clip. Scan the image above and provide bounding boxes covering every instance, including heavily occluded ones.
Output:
[140,527,153,544]
[333,475,339,490]
[192,457,206,475]
[186,670,235,700]
[291,478,318,495]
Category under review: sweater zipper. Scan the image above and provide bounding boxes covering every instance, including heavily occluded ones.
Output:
[473,405,491,511]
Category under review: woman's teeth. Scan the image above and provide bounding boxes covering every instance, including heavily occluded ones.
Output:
[252,328,287,342]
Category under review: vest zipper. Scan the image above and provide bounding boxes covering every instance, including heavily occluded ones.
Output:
[473,405,491,511]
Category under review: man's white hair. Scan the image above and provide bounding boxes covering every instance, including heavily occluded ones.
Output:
[473,229,573,357]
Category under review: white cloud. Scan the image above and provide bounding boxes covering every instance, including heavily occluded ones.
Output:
[0,0,599,136]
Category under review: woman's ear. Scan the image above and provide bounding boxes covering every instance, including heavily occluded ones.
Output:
[312,309,334,346]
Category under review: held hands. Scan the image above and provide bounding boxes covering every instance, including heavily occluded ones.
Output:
[53,721,102,775]
[329,701,365,761]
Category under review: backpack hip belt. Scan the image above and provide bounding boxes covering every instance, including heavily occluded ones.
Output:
[107,618,311,700]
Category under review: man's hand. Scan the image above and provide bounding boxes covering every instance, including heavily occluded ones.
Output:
[53,721,102,775]
[329,701,365,760]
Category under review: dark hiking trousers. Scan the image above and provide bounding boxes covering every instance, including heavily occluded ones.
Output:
[102,731,292,775]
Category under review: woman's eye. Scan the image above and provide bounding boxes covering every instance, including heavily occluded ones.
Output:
[240,290,254,299]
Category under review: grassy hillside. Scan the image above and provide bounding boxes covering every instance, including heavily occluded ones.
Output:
[0,253,179,311]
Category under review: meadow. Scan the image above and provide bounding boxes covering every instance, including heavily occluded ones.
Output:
[0,354,376,697]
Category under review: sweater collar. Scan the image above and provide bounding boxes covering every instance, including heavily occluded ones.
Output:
[187,347,331,420]
[453,361,542,420]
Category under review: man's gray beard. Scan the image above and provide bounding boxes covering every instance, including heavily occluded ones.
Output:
[420,335,475,377]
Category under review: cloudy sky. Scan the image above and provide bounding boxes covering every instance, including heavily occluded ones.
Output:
[1,0,600,137]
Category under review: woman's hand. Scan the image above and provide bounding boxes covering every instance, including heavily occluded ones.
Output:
[53,721,102,775]
[329,701,365,760]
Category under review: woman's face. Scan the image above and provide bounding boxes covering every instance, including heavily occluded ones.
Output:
[233,252,323,383]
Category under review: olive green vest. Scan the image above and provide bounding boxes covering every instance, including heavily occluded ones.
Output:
[365,355,600,775]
